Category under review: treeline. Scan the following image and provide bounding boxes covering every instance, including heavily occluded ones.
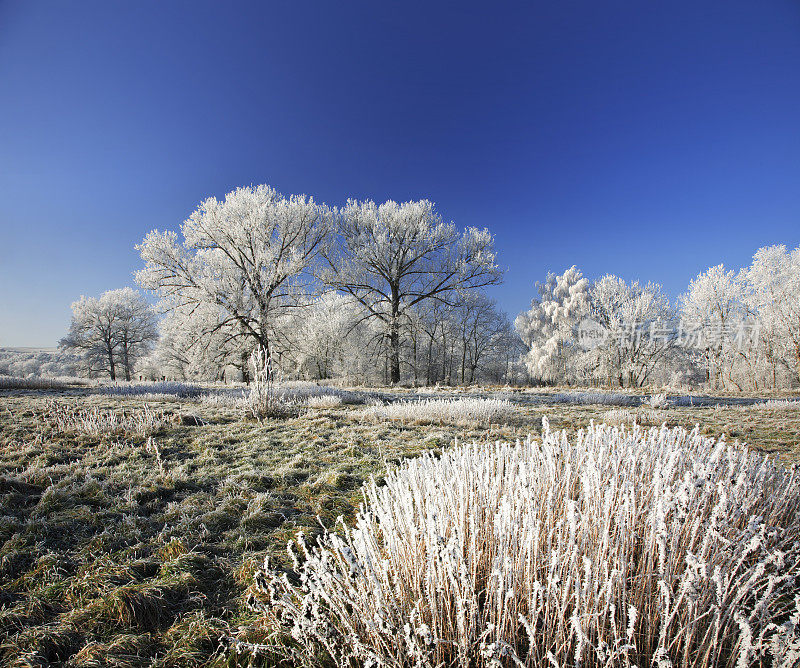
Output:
[516,245,800,390]
[62,185,521,386]
[50,184,799,390]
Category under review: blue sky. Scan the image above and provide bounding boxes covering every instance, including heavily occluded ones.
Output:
[1,0,799,347]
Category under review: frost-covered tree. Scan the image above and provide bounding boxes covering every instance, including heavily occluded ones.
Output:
[137,185,333,381]
[60,288,158,380]
[589,275,674,387]
[455,294,511,385]
[288,293,365,380]
[679,264,748,390]
[322,199,502,384]
[114,288,161,380]
[741,244,800,385]
[147,302,244,381]
[0,348,84,378]
[515,266,590,383]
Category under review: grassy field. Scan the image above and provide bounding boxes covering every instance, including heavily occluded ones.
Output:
[1,386,799,667]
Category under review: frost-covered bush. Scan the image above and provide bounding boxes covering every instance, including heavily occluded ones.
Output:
[256,422,800,667]
[643,392,670,409]
[602,408,662,425]
[362,397,513,425]
[306,394,343,409]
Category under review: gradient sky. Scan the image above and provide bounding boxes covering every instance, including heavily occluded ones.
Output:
[1,1,799,347]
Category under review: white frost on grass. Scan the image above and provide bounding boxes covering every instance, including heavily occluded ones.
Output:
[361,397,513,425]
[97,381,206,398]
[745,398,800,410]
[38,401,169,437]
[258,421,800,668]
[602,408,663,425]
[306,394,343,409]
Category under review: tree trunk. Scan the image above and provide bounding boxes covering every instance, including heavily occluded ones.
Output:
[106,340,116,381]
[241,351,250,385]
[389,318,400,385]
[387,286,401,385]
[122,342,132,381]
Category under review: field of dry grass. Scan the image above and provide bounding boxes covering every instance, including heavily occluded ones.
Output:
[1,385,798,666]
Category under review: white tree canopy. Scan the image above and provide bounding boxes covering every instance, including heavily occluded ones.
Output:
[322,198,502,383]
[741,245,800,384]
[136,185,334,377]
[60,287,157,380]
[515,266,590,382]
[589,274,674,387]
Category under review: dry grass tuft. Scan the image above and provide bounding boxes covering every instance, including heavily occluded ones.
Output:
[362,397,513,425]
[259,421,800,667]
[306,395,343,409]
[602,407,663,425]
[35,400,169,438]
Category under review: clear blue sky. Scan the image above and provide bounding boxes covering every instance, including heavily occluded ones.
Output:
[1,0,799,347]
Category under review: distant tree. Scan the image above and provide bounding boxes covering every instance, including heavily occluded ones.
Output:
[515,266,590,383]
[590,275,674,387]
[741,244,800,385]
[679,264,747,389]
[289,293,362,380]
[322,199,502,384]
[137,185,333,382]
[150,302,244,381]
[454,293,509,385]
[60,288,157,380]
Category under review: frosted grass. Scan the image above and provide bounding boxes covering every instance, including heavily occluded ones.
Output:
[256,421,800,667]
[362,397,514,425]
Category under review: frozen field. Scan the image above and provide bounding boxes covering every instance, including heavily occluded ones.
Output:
[1,382,799,666]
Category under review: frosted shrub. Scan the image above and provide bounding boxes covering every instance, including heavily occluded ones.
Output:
[306,394,343,409]
[644,392,670,409]
[246,350,298,420]
[362,397,513,425]
[602,408,661,425]
[256,422,800,667]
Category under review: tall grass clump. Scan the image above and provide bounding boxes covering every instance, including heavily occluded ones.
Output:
[602,408,662,426]
[256,421,800,667]
[746,399,800,411]
[246,350,299,420]
[0,375,80,390]
[306,394,343,409]
[644,392,670,409]
[39,401,169,437]
[362,397,512,425]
